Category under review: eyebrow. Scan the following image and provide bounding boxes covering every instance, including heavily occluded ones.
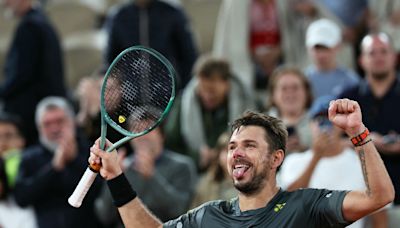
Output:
[229,139,258,145]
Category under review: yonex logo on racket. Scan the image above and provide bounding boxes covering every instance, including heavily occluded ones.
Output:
[119,115,126,123]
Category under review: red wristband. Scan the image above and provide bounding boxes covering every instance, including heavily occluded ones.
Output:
[350,128,369,146]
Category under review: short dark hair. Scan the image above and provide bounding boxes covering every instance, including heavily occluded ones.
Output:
[0,112,24,139]
[230,111,287,154]
[193,55,232,80]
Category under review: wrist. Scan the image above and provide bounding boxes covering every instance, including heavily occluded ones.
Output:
[107,173,137,207]
[346,124,366,138]
[107,169,123,181]
[350,127,370,147]
[52,157,65,171]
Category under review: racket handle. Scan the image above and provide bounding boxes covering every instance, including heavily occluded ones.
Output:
[68,167,98,208]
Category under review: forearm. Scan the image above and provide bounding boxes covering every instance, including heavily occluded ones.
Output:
[118,198,163,228]
[107,173,162,228]
[355,137,394,207]
[343,135,395,222]
[370,209,388,228]
[287,155,320,191]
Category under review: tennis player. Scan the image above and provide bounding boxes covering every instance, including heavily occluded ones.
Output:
[89,98,394,227]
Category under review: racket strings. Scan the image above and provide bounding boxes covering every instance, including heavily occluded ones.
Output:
[104,49,173,134]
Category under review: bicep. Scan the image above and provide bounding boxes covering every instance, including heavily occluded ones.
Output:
[342,190,377,222]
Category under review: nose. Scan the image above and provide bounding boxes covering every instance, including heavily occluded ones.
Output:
[232,146,244,159]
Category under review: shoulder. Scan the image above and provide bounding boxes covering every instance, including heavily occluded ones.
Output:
[21,8,51,29]
[164,199,233,227]
[287,188,349,205]
[21,145,45,159]
[106,2,136,23]
[337,67,360,81]
[111,2,135,15]
[153,1,185,14]
[338,82,362,99]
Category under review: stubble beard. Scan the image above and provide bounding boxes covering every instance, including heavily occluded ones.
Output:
[371,71,390,81]
[233,164,269,196]
[39,135,58,153]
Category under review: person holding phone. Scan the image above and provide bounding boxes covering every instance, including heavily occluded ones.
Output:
[266,65,314,154]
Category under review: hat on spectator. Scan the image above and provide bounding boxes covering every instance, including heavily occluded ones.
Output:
[308,95,336,119]
[306,18,341,48]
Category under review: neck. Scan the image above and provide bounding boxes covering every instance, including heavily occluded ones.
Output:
[367,71,396,98]
[238,181,279,211]
[280,109,304,126]
[15,0,33,17]
[316,60,337,72]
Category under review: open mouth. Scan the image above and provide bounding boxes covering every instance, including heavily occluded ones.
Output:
[232,161,251,179]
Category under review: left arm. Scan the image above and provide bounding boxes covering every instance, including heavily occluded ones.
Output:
[328,99,394,222]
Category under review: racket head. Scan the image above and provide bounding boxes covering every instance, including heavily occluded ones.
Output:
[100,46,176,139]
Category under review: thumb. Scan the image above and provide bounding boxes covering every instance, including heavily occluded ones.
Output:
[90,145,107,159]
[328,100,337,121]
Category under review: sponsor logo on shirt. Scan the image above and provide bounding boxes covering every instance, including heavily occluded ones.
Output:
[274,203,286,212]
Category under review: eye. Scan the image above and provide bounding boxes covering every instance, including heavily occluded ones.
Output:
[245,143,256,149]
[228,144,236,151]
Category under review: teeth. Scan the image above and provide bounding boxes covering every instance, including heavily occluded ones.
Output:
[234,164,249,169]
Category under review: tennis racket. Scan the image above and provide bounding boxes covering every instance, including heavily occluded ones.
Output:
[68,46,176,208]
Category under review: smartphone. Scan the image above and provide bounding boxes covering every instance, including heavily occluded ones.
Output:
[317,117,333,133]
[382,134,400,144]
[287,126,296,136]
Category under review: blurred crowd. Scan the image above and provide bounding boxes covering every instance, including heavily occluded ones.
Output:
[1,0,400,227]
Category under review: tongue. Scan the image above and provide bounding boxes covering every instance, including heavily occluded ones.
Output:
[233,167,247,179]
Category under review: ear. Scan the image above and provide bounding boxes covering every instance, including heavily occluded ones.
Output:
[358,55,364,69]
[270,149,285,169]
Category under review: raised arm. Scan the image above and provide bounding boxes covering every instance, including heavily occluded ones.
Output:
[328,99,394,222]
[89,139,163,228]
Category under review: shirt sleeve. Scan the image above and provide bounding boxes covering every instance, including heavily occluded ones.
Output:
[163,205,205,228]
[304,189,352,227]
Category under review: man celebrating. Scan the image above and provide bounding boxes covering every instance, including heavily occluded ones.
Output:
[89,99,394,227]
[14,97,101,228]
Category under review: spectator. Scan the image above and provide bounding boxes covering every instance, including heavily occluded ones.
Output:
[0,113,25,189]
[164,55,255,170]
[368,0,400,65]
[316,0,368,67]
[304,18,360,99]
[190,132,236,208]
[339,33,400,207]
[0,0,67,146]
[0,113,37,228]
[266,66,313,153]
[104,0,198,91]
[279,95,388,228]
[75,68,126,148]
[213,0,277,91]
[277,0,324,68]
[14,97,101,228]
[212,0,346,91]
[95,125,197,225]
